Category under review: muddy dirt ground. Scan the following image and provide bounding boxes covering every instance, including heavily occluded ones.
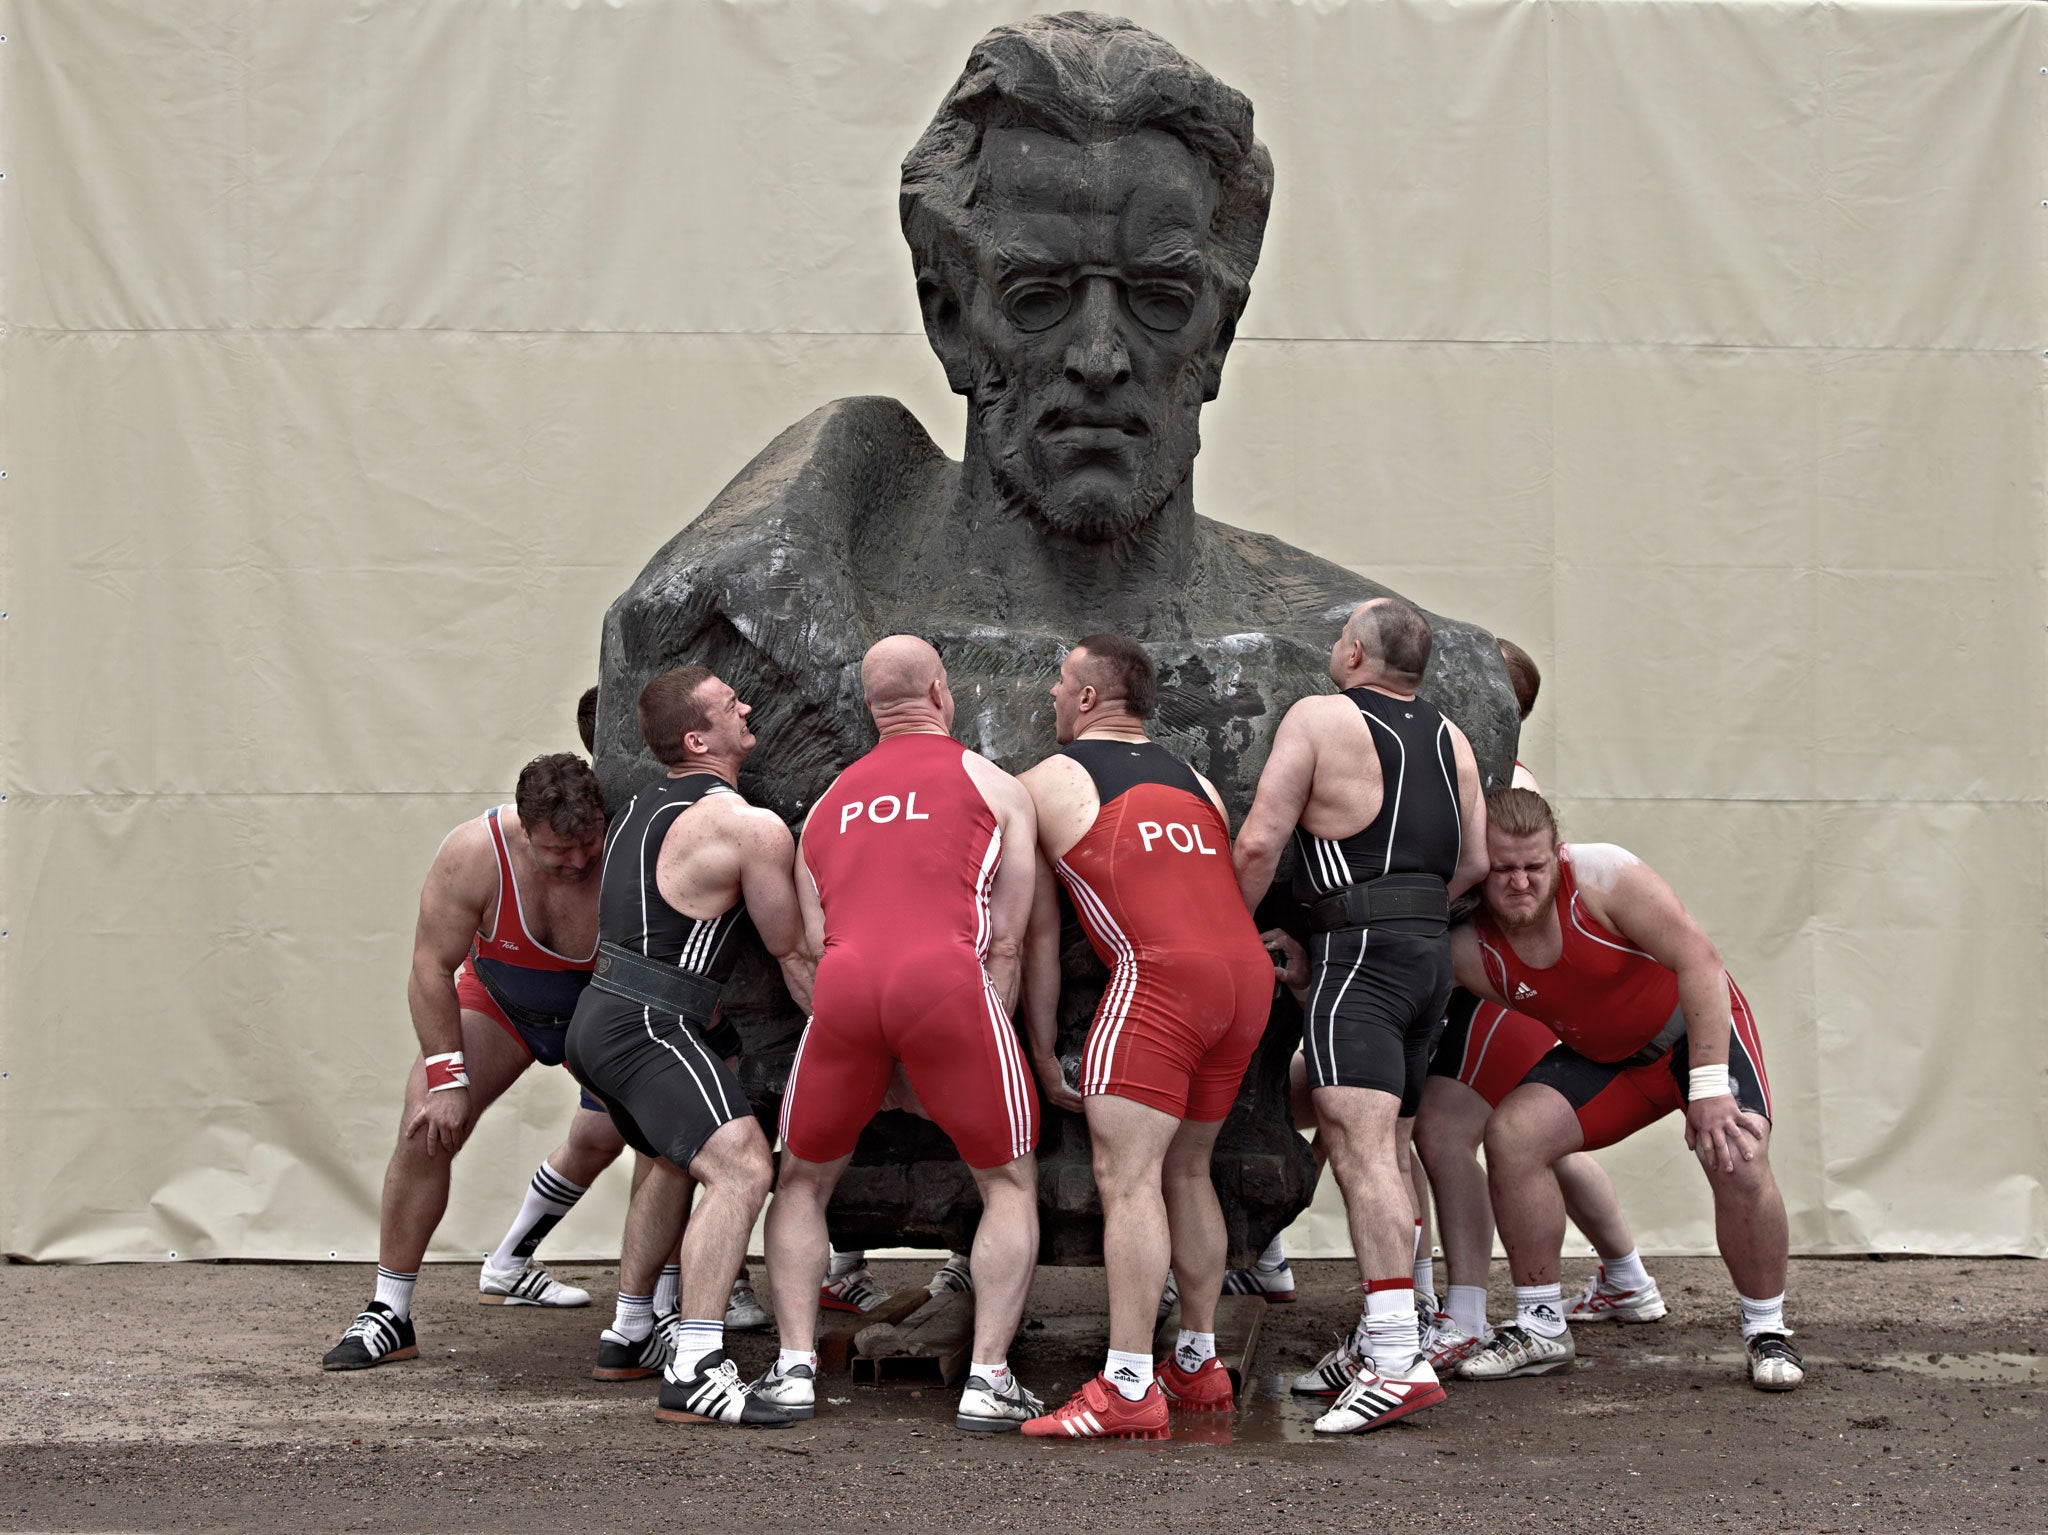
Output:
[1,1256,2041,1532]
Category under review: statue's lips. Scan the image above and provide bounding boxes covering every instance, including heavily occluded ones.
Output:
[1043,419,1148,451]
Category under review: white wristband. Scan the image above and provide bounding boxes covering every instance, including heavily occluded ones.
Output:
[1688,1063,1733,1101]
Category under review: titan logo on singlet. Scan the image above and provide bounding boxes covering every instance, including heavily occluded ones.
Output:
[838,794,932,833]
[1137,821,1218,856]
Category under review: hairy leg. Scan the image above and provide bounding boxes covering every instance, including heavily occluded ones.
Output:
[1414,1074,1495,1291]
[1483,1084,1586,1288]
[378,1010,530,1272]
[1161,1115,1228,1338]
[1085,1095,1181,1355]
[967,1154,1040,1366]
[763,1149,850,1354]
[1311,1085,1410,1283]
[675,1116,774,1323]
[1557,1152,1638,1261]
[1702,1116,1789,1299]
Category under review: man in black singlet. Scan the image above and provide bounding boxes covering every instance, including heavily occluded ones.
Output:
[1235,599,1488,1434]
[564,665,812,1428]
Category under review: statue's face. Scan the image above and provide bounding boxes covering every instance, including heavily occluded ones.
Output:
[959,126,1228,542]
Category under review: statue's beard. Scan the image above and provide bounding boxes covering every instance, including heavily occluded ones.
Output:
[970,362,1206,545]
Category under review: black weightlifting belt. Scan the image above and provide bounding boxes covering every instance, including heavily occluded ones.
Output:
[1304,873,1451,935]
[1615,1007,1689,1069]
[590,941,723,1025]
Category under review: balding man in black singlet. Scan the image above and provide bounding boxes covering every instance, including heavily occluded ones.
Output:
[1235,599,1488,1434]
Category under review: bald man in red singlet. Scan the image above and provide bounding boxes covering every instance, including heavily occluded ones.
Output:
[1449,788,1802,1392]
[756,637,1046,1434]
[1011,635,1273,1441]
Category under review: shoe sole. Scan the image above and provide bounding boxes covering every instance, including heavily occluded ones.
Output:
[1022,1424,1172,1440]
[818,1297,869,1314]
[1751,1373,1803,1392]
[1314,1381,1448,1434]
[1459,1355,1574,1380]
[322,1345,417,1371]
[592,1365,662,1382]
[480,1294,589,1308]
[1568,1308,1667,1324]
[956,1415,1028,1432]
[1290,1379,1352,1398]
[1162,1394,1235,1413]
[653,1406,795,1427]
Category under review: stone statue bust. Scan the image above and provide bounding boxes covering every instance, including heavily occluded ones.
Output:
[598,12,1519,1259]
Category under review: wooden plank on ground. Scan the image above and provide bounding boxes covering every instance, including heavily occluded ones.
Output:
[818,1287,933,1375]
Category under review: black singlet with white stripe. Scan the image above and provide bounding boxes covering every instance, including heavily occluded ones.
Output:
[597,772,750,983]
[1292,686,1462,900]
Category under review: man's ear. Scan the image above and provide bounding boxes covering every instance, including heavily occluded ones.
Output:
[1078,684,1098,715]
[918,270,975,396]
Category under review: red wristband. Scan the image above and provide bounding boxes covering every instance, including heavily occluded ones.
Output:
[425,1051,469,1092]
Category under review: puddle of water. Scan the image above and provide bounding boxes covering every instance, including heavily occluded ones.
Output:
[1606,1351,2040,1384]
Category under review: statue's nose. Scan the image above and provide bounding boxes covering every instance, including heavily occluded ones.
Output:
[1062,277,1133,390]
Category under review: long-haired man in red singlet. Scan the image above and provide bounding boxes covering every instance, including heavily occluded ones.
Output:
[1450,788,1801,1392]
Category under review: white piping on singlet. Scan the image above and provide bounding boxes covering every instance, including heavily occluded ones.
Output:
[1055,859,1139,1097]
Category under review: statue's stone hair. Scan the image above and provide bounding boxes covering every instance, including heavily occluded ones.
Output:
[901,12,1274,324]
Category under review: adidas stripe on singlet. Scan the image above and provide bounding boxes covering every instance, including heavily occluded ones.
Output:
[597,773,750,987]
[1292,687,1462,900]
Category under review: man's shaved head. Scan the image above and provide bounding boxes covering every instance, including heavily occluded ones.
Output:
[1344,597,1433,682]
[862,634,947,711]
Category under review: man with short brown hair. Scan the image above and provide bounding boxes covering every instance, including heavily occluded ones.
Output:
[1015,636,1271,1439]
[323,753,608,1370]
[566,666,812,1427]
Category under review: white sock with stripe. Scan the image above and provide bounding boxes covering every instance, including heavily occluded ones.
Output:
[1256,1233,1287,1271]
[654,1264,681,1315]
[1738,1291,1787,1339]
[827,1248,864,1280]
[673,1318,723,1378]
[374,1267,418,1320]
[486,1160,587,1273]
[609,1291,653,1342]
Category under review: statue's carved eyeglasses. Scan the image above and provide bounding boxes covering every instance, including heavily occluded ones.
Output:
[998,268,1200,335]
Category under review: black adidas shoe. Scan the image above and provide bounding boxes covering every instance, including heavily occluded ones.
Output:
[655,1349,795,1427]
[592,1321,673,1382]
[322,1302,417,1371]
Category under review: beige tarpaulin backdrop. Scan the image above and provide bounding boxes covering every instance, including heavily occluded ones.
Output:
[2,0,2042,1265]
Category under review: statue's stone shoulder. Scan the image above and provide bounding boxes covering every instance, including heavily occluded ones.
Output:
[598,398,953,814]
[1190,516,1520,786]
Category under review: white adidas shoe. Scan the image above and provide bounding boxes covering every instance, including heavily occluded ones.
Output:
[1565,1268,1668,1324]
[956,1368,1044,1432]
[751,1357,817,1418]
[1746,1332,1804,1391]
[819,1265,888,1313]
[478,1260,591,1308]
[1220,1261,1298,1302]
[1291,1341,1368,1397]
[655,1350,794,1427]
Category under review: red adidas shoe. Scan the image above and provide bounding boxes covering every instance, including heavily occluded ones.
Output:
[1022,1374,1171,1440]
[1157,1356,1235,1413]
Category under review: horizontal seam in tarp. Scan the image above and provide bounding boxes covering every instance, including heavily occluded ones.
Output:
[3,326,2041,356]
